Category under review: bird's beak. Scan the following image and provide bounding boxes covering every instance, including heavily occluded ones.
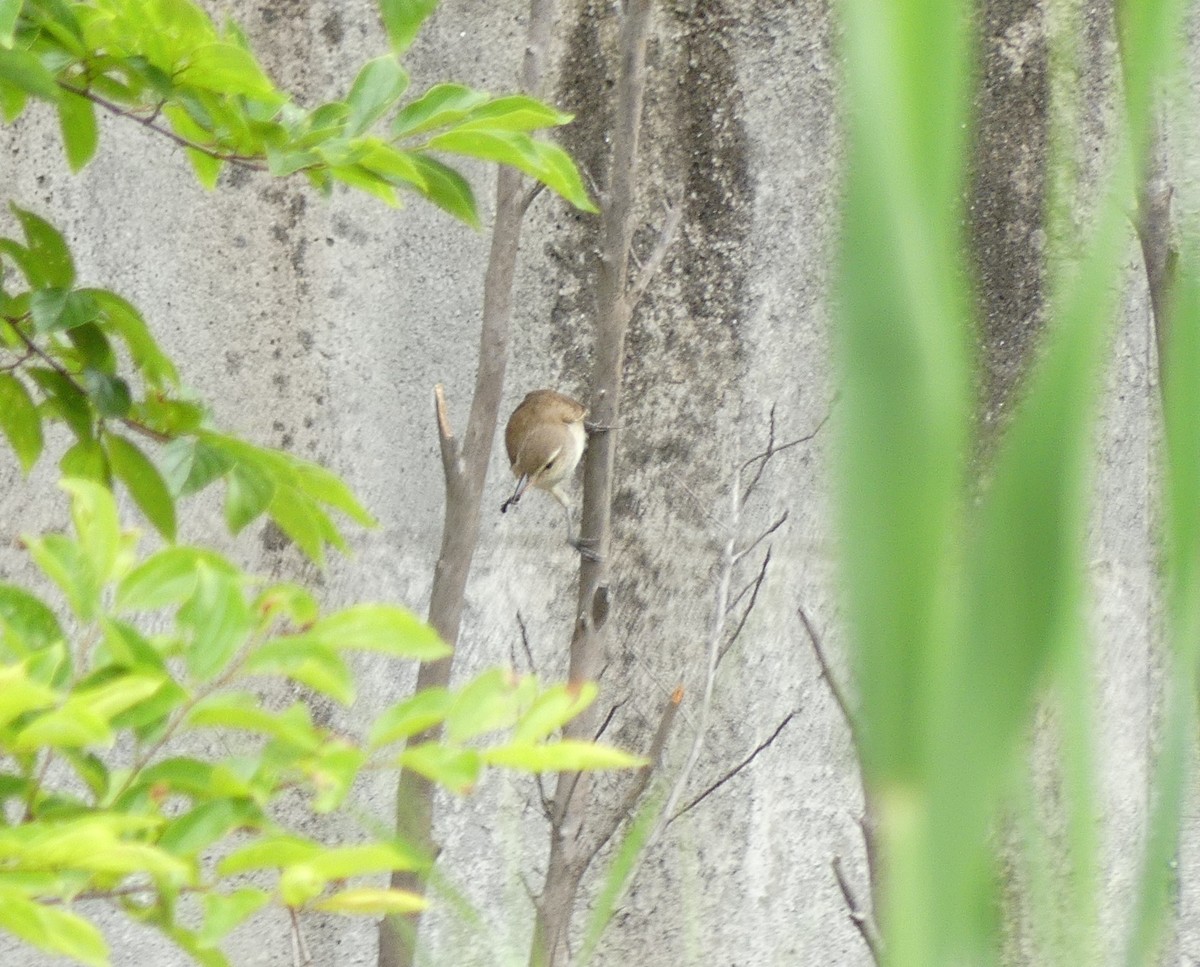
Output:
[501,474,531,514]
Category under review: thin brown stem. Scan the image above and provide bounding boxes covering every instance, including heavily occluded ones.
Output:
[61,84,268,171]
[670,709,798,823]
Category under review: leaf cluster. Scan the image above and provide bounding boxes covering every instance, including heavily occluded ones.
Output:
[0,0,595,223]
[0,480,639,965]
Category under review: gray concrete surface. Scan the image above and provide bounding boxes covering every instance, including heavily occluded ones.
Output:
[0,0,1186,965]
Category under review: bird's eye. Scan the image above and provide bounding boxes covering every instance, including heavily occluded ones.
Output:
[543,458,556,472]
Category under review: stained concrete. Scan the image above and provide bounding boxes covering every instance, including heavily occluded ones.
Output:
[0,0,1184,965]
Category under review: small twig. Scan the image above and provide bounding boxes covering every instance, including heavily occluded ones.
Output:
[740,408,832,506]
[593,701,624,743]
[627,202,682,311]
[732,510,787,564]
[433,383,462,482]
[583,687,683,870]
[2,314,170,443]
[670,710,797,823]
[519,181,546,217]
[515,611,537,673]
[798,604,860,750]
[288,906,312,967]
[832,855,882,964]
[62,84,268,171]
[718,548,772,667]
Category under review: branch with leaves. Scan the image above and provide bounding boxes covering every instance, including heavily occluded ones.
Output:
[1,0,594,223]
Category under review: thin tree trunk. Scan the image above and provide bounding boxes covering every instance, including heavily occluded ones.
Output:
[379,4,556,965]
[528,1,654,963]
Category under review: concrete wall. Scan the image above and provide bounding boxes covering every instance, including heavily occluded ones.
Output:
[0,0,1184,964]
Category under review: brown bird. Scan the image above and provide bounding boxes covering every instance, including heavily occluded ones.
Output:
[502,389,595,558]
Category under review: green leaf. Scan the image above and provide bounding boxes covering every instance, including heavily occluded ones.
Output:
[116,547,236,611]
[346,56,409,136]
[23,533,99,620]
[445,668,522,743]
[72,672,164,722]
[57,89,98,172]
[0,887,108,966]
[298,842,422,881]
[304,604,449,660]
[291,458,376,526]
[253,582,318,627]
[244,638,353,704]
[0,584,64,652]
[198,888,269,947]
[360,141,426,189]
[428,129,596,211]
[393,82,489,138]
[306,742,364,812]
[106,435,176,540]
[158,799,260,857]
[59,439,108,484]
[67,322,116,372]
[30,287,98,333]
[458,94,572,131]
[82,370,132,417]
[224,460,274,533]
[398,743,480,794]
[179,565,251,682]
[186,697,321,752]
[0,48,59,102]
[0,0,22,48]
[12,702,111,749]
[61,478,120,583]
[90,290,178,386]
[161,437,232,498]
[0,663,59,728]
[480,740,645,772]
[512,681,597,744]
[378,0,438,55]
[0,78,27,121]
[313,886,427,915]
[368,687,452,747]
[218,834,321,875]
[181,43,277,99]
[30,367,91,440]
[267,485,325,564]
[0,373,42,471]
[11,207,73,287]
[407,153,477,226]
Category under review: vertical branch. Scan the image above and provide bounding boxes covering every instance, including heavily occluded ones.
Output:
[379,3,557,966]
[530,2,655,964]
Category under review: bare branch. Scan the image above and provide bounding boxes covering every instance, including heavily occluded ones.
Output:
[719,549,772,667]
[289,906,313,967]
[797,605,860,750]
[670,709,798,823]
[593,701,625,743]
[832,855,882,964]
[732,510,788,564]
[520,181,547,218]
[583,687,684,874]
[627,203,683,312]
[740,408,832,506]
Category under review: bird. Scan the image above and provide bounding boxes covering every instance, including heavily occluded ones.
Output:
[501,389,596,559]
